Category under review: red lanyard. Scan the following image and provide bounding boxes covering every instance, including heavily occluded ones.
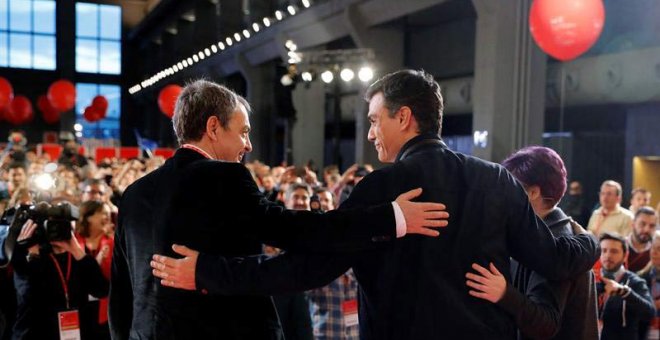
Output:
[50,253,72,309]
[182,144,213,159]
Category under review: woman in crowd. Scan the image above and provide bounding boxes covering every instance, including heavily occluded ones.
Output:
[75,200,114,340]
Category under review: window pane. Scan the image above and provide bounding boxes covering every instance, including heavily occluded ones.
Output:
[99,84,120,119]
[0,33,7,66]
[99,5,120,40]
[99,40,120,74]
[33,0,55,34]
[9,0,31,32]
[76,3,98,38]
[9,32,31,68]
[0,0,8,30]
[33,34,55,70]
[76,38,98,73]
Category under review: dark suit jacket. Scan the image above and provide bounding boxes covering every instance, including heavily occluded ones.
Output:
[194,134,600,340]
[109,148,397,340]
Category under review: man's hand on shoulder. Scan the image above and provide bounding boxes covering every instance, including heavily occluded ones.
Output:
[395,188,449,237]
[151,244,199,291]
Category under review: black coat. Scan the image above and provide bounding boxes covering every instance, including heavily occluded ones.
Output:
[109,148,397,340]
[194,134,600,340]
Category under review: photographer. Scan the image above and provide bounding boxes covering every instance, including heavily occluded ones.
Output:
[11,217,108,340]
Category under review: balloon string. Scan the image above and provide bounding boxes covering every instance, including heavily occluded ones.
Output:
[559,63,566,154]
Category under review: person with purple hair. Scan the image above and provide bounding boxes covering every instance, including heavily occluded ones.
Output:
[466,146,599,340]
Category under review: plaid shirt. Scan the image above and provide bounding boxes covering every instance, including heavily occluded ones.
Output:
[308,270,359,340]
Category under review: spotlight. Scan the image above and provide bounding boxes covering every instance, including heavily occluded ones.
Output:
[204,48,211,56]
[275,10,283,20]
[301,71,313,82]
[234,33,241,42]
[173,65,179,72]
[218,42,225,50]
[198,51,205,60]
[340,68,354,82]
[321,70,334,83]
[287,5,296,15]
[280,74,294,86]
[358,66,374,82]
[226,37,233,46]
[252,23,260,32]
[285,40,295,49]
[302,0,311,8]
[177,62,183,69]
[192,55,199,63]
[187,57,193,65]
[211,45,217,53]
[182,60,189,67]
[263,17,271,27]
[243,29,250,38]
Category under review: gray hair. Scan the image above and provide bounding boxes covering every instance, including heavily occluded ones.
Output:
[172,79,251,145]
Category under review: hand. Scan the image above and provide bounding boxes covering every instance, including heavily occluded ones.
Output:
[569,219,587,235]
[151,244,198,290]
[395,188,449,237]
[340,164,359,185]
[17,220,37,243]
[51,232,85,260]
[466,263,506,303]
[96,244,110,264]
[602,277,630,296]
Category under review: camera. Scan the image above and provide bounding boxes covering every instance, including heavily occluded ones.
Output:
[7,201,79,248]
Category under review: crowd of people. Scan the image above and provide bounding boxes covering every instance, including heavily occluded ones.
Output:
[0,69,657,340]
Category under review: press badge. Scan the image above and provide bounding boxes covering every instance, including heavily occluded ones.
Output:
[58,310,81,340]
[342,299,359,328]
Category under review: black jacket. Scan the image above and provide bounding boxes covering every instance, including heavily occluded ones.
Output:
[597,270,655,340]
[109,148,398,340]
[194,134,600,340]
[499,208,599,340]
[12,248,108,340]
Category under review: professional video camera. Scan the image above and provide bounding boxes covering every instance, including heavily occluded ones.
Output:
[4,201,79,249]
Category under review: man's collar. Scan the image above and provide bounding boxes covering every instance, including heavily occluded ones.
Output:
[181,144,214,159]
[394,133,443,162]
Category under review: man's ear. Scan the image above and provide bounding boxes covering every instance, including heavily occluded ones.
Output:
[206,116,220,141]
[527,185,542,201]
[398,106,413,131]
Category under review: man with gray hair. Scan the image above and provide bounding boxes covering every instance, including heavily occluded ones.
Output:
[110,80,447,340]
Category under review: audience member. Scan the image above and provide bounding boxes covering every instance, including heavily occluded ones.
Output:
[588,180,634,237]
[627,207,658,272]
[630,188,652,215]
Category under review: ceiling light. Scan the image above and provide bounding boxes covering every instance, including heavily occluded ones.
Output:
[263,17,271,27]
[218,42,225,50]
[275,10,283,20]
[226,37,233,46]
[302,0,311,8]
[211,45,217,53]
[243,29,250,38]
[252,23,260,32]
[234,33,241,42]
[287,5,296,15]
[301,71,313,82]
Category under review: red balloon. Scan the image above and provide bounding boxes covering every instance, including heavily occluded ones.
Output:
[92,95,109,112]
[38,95,61,124]
[47,79,76,111]
[7,95,34,125]
[529,0,605,61]
[0,77,14,111]
[158,84,182,119]
[84,105,103,122]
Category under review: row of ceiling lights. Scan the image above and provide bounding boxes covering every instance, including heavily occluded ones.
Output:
[128,0,312,95]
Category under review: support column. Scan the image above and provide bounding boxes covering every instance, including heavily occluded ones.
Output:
[345,3,404,167]
[236,55,276,164]
[291,82,326,168]
[471,0,546,162]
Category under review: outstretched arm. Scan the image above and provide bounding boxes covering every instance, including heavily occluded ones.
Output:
[151,244,351,296]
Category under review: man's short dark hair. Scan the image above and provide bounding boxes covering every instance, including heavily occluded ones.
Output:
[286,183,311,201]
[502,146,567,207]
[364,69,444,135]
[8,162,26,171]
[172,79,251,145]
[599,232,628,253]
[635,206,657,220]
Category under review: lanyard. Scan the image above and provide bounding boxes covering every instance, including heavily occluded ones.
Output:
[50,253,72,309]
[181,144,213,159]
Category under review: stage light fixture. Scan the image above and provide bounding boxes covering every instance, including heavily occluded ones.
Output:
[302,0,311,8]
[243,29,250,38]
[226,37,233,46]
[321,70,334,83]
[275,10,283,20]
[340,68,355,82]
[234,33,241,42]
[287,6,296,15]
[280,74,294,86]
[263,17,271,27]
[204,48,211,57]
[358,66,374,82]
[301,71,313,82]
[252,23,260,32]
[211,45,217,53]
[192,55,199,63]
[218,42,225,50]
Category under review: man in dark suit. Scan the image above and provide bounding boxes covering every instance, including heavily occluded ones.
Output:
[109,80,447,340]
[151,70,600,339]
